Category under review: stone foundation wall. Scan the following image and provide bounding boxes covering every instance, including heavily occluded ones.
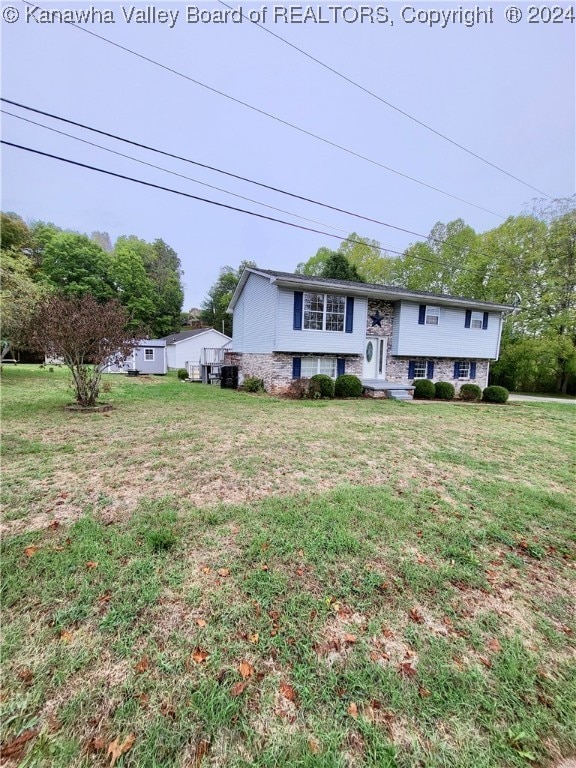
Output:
[225,352,362,394]
[386,357,490,390]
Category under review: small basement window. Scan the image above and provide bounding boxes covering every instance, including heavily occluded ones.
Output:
[425,306,440,325]
[144,348,154,361]
[458,361,470,378]
[413,361,427,378]
[301,357,337,378]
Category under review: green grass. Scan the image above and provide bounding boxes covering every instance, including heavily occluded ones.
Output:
[1,366,575,767]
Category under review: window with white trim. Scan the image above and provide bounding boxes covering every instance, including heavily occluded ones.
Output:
[144,348,154,361]
[301,357,337,378]
[413,361,427,378]
[470,311,483,330]
[425,306,440,325]
[458,361,470,378]
[303,292,345,332]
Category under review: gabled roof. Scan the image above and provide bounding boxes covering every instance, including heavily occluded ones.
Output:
[228,268,514,312]
[162,328,231,345]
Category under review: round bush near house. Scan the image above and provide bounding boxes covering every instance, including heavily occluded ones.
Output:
[335,374,363,398]
[434,381,455,400]
[309,374,335,399]
[177,369,188,380]
[413,379,435,400]
[460,383,482,402]
[243,376,265,393]
[482,385,509,404]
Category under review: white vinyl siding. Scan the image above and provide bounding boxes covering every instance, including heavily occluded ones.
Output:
[231,272,278,353]
[391,301,501,358]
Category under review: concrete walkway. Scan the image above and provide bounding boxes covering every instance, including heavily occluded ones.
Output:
[508,394,576,405]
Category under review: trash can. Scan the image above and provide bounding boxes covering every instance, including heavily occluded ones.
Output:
[220,365,239,389]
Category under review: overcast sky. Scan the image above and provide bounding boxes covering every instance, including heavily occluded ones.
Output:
[2,0,574,308]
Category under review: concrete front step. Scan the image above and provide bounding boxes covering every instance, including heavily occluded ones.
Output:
[387,390,413,400]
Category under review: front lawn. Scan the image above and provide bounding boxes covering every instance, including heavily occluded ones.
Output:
[1,366,574,767]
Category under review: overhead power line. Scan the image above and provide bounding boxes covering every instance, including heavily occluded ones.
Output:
[2,139,492,278]
[217,0,551,200]
[1,109,361,240]
[0,98,487,248]
[17,2,506,220]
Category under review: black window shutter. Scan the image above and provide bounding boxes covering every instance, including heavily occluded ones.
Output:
[293,292,303,330]
[408,361,416,378]
[470,362,477,379]
[345,297,354,333]
[337,358,345,377]
[292,358,301,379]
[418,305,426,325]
[465,310,472,328]
[427,360,435,379]
[453,362,461,379]
[482,312,489,330]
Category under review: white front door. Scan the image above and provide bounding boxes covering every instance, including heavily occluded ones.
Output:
[362,336,387,380]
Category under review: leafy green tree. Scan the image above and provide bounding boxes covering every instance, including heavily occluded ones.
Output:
[39,232,115,302]
[111,237,157,332]
[200,261,256,337]
[320,251,364,282]
[145,239,184,336]
[297,234,393,283]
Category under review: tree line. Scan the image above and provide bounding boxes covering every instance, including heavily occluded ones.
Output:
[1,211,185,348]
[294,198,576,394]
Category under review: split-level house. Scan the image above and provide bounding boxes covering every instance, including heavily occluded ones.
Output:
[225,268,513,397]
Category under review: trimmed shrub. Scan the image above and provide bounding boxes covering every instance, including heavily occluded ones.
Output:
[335,374,363,398]
[460,383,482,402]
[309,374,335,399]
[243,376,265,393]
[285,378,310,399]
[177,368,188,380]
[482,385,509,404]
[413,378,435,399]
[434,381,455,400]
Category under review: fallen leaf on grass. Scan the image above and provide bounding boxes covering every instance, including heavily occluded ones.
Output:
[60,629,73,643]
[88,736,107,752]
[347,702,358,719]
[17,668,34,684]
[248,633,259,644]
[487,637,502,653]
[239,661,253,679]
[98,592,112,604]
[260,564,269,571]
[344,633,358,644]
[279,682,297,702]
[48,520,60,530]
[201,566,211,574]
[196,619,207,628]
[382,627,395,639]
[308,737,321,754]
[217,568,230,577]
[398,662,417,678]
[86,561,98,570]
[419,686,431,698]
[0,728,38,759]
[409,608,424,624]
[136,692,150,707]
[230,681,248,697]
[191,647,209,664]
[135,655,149,673]
[24,545,39,558]
[107,734,135,767]
[192,738,211,766]
[479,656,492,669]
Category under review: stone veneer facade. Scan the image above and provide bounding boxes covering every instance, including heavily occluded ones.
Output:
[226,299,490,394]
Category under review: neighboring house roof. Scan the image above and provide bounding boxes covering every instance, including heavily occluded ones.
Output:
[162,328,231,345]
[228,268,514,313]
[137,339,166,348]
